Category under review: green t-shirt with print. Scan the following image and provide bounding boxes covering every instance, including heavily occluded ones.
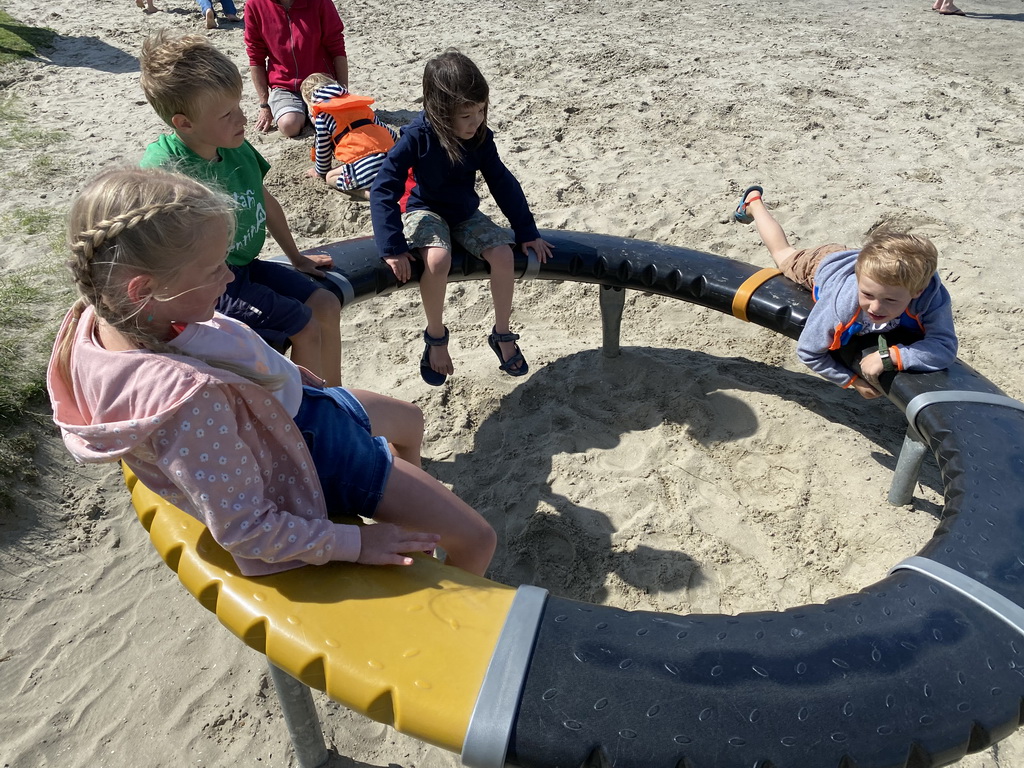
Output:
[140,134,271,267]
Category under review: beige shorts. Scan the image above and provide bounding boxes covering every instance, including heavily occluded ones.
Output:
[782,243,848,291]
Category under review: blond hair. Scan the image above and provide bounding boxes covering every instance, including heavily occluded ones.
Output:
[855,231,938,294]
[422,49,489,165]
[55,167,284,390]
[300,72,337,107]
[139,30,242,125]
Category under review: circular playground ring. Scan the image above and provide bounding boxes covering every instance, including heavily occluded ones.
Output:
[133,231,1024,768]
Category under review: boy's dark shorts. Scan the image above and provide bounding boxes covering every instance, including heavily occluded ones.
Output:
[217,259,317,344]
[294,386,393,519]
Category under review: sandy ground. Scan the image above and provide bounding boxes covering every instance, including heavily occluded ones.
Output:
[2,0,1024,765]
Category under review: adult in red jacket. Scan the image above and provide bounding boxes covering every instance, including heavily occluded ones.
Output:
[244,0,348,138]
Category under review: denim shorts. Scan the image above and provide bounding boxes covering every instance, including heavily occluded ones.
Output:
[217,259,317,344]
[293,386,393,518]
[402,209,514,259]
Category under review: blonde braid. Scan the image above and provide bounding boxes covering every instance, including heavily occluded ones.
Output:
[68,201,193,339]
[57,166,286,391]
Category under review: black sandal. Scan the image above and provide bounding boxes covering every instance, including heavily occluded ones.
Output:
[487,327,529,377]
[420,327,449,386]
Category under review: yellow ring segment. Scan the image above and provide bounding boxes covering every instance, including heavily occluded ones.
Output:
[123,465,517,753]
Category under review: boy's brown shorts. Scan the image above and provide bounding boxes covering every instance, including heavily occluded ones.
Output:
[782,243,848,291]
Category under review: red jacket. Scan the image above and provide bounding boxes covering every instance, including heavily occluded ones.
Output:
[244,0,347,92]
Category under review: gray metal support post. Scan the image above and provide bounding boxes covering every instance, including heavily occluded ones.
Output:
[888,429,929,506]
[599,285,625,358]
[267,661,330,768]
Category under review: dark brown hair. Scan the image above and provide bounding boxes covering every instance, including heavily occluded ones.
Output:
[422,49,489,164]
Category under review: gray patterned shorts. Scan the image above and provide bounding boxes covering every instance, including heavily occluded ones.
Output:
[401,209,514,260]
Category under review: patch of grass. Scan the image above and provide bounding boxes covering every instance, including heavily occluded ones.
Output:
[0,9,55,67]
[0,256,71,509]
[0,12,61,510]
[0,95,64,153]
[2,205,61,235]
[0,264,65,415]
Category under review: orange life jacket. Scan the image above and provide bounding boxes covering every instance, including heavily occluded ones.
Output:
[309,94,395,165]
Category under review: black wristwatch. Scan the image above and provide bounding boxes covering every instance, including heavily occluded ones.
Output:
[259,102,271,109]
[878,336,895,372]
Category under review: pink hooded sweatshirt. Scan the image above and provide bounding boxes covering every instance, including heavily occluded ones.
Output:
[47,306,361,576]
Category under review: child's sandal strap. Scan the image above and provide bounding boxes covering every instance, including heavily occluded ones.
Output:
[423,327,449,346]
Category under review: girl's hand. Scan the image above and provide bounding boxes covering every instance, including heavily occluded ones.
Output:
[290,252,333,277]
[522,238,554,264]
[356,523,441,566]
[384,252,414,283]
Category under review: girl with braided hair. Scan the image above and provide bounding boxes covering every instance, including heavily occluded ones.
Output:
[48,167,495,577]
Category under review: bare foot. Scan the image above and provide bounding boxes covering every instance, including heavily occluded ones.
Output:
[205,8,217,27]
[497,339,525,373]
[223,13,240,21]
[428,343,454,377]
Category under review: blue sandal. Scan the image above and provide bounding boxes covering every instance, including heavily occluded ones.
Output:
[487,327,529,377]
[733,185,764,224]
[420,327,449,386]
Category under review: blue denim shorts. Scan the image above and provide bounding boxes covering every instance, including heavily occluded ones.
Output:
[293,386,393,519]
[217,259,317,344]
[402,209,514,259]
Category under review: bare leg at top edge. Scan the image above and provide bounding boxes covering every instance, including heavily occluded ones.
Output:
[933,0,965,14]
[741,189,800,274]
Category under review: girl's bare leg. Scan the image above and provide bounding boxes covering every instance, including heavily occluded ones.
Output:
[349,389,424,468]
[481,244,521,368]
[376,458,496,576]
[419,247,453,376]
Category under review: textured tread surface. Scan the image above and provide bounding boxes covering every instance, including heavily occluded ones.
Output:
[138,232,1023,767]
[125,469,516,752]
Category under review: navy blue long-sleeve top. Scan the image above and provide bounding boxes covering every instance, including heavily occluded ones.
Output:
[369,112,539,258]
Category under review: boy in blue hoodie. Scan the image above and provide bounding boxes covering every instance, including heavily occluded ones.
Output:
[733,186,957,399]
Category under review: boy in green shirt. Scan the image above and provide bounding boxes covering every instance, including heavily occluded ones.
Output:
[139,31,343,386]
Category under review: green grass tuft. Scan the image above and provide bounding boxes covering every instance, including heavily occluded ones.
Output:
[0,9,55,66]
[2,206,62,235]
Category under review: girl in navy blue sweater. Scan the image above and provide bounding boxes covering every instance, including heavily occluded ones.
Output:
[370,50,552,386]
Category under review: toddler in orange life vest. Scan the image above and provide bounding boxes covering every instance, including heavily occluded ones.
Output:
[301,73,399,201]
